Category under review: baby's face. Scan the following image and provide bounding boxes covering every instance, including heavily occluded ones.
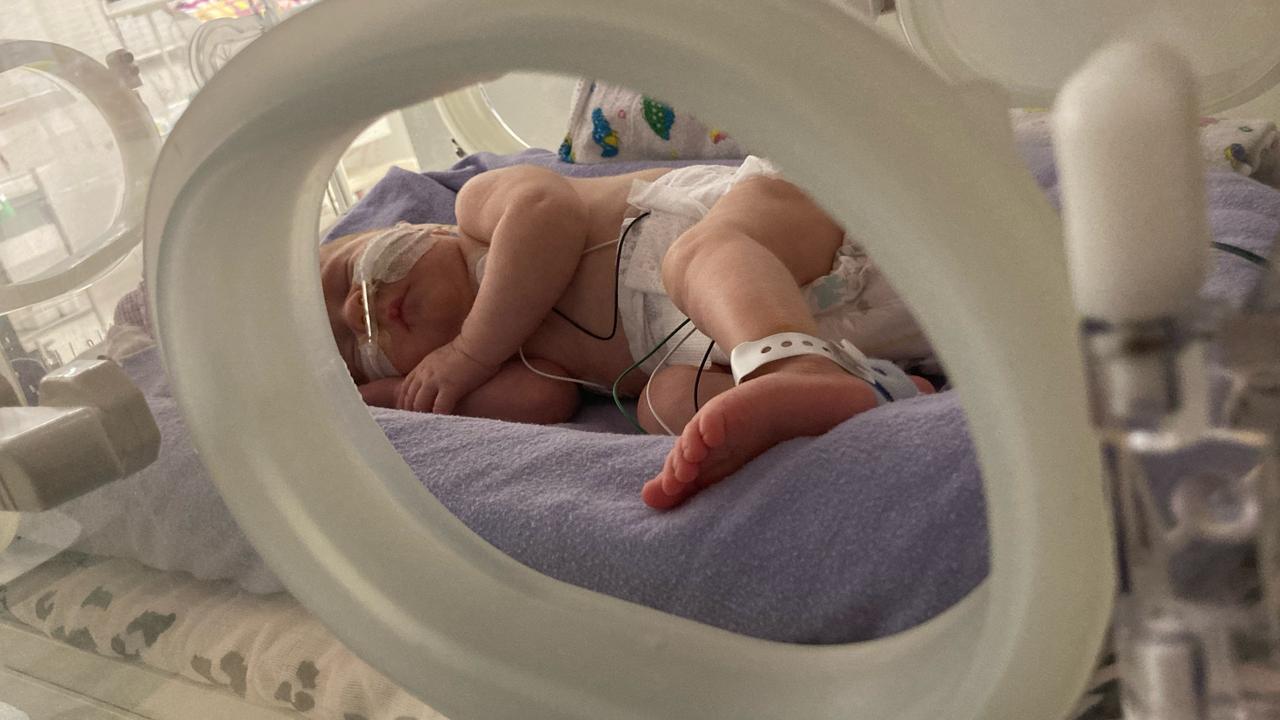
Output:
[319,226,476,383]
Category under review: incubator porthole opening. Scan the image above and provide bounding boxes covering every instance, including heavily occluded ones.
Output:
[0,42,159,405]
[145,1,1114,718]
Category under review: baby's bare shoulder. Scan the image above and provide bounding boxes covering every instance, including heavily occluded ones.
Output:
[458,165,594,211]
[470,164,670,190]
[455,166,672,233]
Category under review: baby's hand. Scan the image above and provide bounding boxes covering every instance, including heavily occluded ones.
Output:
[397,340,501,414]
[358,378,402,408]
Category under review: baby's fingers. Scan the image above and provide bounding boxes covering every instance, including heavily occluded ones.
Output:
[397,375,421,410]
[359,378,402,408]
[432,387,460,416]
[410,382,439,413]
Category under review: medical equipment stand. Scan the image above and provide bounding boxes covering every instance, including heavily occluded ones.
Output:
[1082,316,1280,719]
[1058,42,1280,719]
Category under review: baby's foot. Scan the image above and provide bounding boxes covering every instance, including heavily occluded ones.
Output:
[642,362,894,510]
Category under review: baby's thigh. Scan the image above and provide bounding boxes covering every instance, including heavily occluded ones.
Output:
[700,176,845,283]
[814,263,934,360]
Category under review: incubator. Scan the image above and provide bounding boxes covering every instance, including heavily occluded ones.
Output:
[0,0,1279,719]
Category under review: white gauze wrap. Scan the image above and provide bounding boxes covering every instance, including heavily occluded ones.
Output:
[351,223,457,381]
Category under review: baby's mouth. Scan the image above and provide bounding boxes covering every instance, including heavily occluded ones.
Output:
[386,295,407,329]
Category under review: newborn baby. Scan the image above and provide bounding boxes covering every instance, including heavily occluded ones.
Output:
[320,158,933,509]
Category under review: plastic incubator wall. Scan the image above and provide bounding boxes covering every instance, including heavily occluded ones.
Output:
[0,0,576,406]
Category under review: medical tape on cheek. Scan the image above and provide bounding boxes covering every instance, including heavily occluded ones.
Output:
[351,224,449,381]
[356,279,399,382]
[358,333,400,381]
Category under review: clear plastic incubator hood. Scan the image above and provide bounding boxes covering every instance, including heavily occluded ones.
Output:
[896,0,1280,112]
[0,0,1275,718]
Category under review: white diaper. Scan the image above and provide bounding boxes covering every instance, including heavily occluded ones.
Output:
[617,156,931,375]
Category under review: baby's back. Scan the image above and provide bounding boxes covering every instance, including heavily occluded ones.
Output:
[563,168,673,247]
[519,168,673,394]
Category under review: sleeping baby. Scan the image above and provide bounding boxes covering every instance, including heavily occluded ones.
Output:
[319,157,934,509]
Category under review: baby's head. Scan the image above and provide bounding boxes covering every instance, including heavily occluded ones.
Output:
[319,223,478,384]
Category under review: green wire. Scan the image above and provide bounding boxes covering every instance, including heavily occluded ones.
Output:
[611,318,692,433]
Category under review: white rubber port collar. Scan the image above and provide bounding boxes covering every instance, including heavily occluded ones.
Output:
[146,1,1113,718]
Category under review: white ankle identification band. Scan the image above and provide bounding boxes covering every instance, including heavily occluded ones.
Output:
[728,332,910,404]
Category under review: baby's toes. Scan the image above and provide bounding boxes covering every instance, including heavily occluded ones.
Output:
[697,407,728,449]
[680,430,709,464]
[672,453,700,485]
[656,449,682,495]
[642,477,675,508]
[643,473,693,509]
[662,446,698,495]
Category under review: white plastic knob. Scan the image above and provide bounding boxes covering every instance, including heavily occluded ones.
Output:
[39,357,160,476]
[0,405,121,511]
[1055,42,1210,322]
[0,358,159,512]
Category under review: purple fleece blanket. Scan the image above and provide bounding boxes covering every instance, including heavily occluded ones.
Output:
[63,149,1278,646]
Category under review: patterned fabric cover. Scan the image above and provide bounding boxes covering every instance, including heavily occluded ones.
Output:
[0,552,443,720]
[172,0,310,22]
[558,79,1280,192]
[557,79,747,164]
[0,551,1128,719]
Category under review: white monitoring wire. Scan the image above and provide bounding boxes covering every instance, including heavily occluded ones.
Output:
[582,238,620,255]
[643,323,700,435]
[510,231,641,405]
[516,319,700,435]
[518,346,612,394]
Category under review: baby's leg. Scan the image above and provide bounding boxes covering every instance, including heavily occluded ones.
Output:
[643,177,922,509]
[658,176,841,349]
[637,365,734,436]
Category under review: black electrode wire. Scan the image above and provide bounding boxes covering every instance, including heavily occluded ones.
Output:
[552,212,651,341]
[693,340,715,412]
[1211,241,1271,269]
[612,318,693,433]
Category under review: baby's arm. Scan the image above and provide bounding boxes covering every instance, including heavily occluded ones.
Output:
[396,166,589,414]
[366,358,580,423]
[459,358,580,423]
[452,165,590,366]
